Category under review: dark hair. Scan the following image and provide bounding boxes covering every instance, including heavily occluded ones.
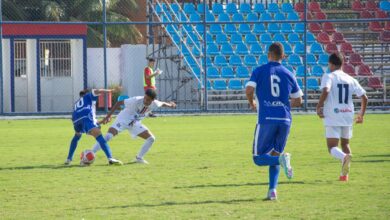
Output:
[79,89,89,97]
[148,58,155,62]
[328,53,343,67]
[268,42,284,60]
[145,88,157,100]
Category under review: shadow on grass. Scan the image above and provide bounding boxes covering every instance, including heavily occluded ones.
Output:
[173,181,304,189]
[361,154,390,158]
[353,159,390,163]
[0,164,79,170]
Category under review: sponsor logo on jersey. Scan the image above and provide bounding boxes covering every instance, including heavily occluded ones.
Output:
[334,108,352,113]
[264,100,286,107]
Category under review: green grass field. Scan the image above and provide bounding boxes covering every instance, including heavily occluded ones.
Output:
[1,114,390,219]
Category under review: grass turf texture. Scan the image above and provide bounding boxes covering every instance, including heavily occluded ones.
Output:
[1,114,390,219]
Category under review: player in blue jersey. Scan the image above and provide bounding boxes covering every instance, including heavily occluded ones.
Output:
[246,42,303,200]
[64,89,123,166]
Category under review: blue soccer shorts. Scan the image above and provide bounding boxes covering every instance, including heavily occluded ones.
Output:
[252,123,291,155]
[73,117,99,134]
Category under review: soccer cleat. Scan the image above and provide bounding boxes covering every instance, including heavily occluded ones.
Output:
[266,189,277,200]
[341,154,352,176]
[64,159,72,165]
[108,158,123,165]
[133,157,149,164]
[339,175,349,181]
[279,153,293,179]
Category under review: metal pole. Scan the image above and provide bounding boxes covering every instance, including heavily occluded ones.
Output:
[203,1,208,112]
[103,0,108,112]
[303,0,308,111]
[0,0,3,114]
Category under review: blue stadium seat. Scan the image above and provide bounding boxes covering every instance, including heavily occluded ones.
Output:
[196,24,204,34]
[206,33,214,44]
[166,24,176,34]
[307,78,319,90]
[240,3,252,14]
[207,43,220,56]
[254,4,266,13]
[212,3,224,15]
[236,43,249,55]
[206,80,212,90]
[307,54,317,65]
[155,3,166,14]
[207,67,220,78]
[380,1,390,11]
[268,23,281,33]
[180,11,189,22]
[237,66,249,78]
[282,42,293,55]
[162,13,172,22]
[281,23,293,33]
[226,3,238,14]
[200,57,213,67]
[304,32,316,44]
[230,33,243,44]
[288,54,303,66]
[229,79,243,90]
[310,43,324,55]
[215,55,229,67]
[221,67,235,78]
[232,13,245,22]
[250,43,263,55]
[284,64,294,73]
[192,47,201,56]
[268,3,280,13]
[274,13,286,21]
[216,34,228,44]
[287,12,300,21]
[288,33,301,44]
[225,24,238,34]
[180,44,191,56]
[260,33,272,44]
[192,67,201,78]
[260,12,273,21]
[318,54,329,66]
[221,44,234,55]
[190,13,200,22]
[274,33,286,42]
[213,80,227,90]
[218,13,230,22]
[282,59,288,66]
[184,3,195,14]
[294,23,305,33]
[186,33,197,46]
[282,3,294,13]
[245,33,258,44]
[170,3,180,14]
[244,55,258,66]
[253,23,266,34]
[247,13,259,22]
[297,78,304,89]
[206,12,215,22]
[210,24,223,35]
[239,24,252,34]
[295,65,306,77]
[294,42,305,55]
[197,3,209,14]
[311,65,324,77]
[229,55,243,66]
[259,54,269,65]
[186,56,197,67]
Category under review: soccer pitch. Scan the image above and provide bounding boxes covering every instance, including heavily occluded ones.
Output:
[1,114,389,219]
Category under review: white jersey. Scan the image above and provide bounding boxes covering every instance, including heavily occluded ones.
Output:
[116,96,163,124]
[320,70,366,126]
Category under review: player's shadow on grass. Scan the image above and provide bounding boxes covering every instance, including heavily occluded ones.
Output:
[173,181,304,189]
[0,164,80,171]
[353,159,390,163]
[361,154,390,158]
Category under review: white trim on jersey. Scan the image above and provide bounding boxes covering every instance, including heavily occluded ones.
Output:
[246,81,257,88]
[253,124,260,156]
[265,117,291,121]
[290,89,303,98]
[91,89,99,97]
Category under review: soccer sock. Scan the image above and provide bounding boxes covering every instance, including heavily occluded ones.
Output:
[253,154,280,166]
[269,165,280,190]
[67,135,81,160]
[96,135,113,159]
[330,147,345,161]
[137,136,155,159]
[92,133,113,153]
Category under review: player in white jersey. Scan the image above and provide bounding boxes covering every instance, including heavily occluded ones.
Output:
[316,53,368,181]
[91,89,176,164]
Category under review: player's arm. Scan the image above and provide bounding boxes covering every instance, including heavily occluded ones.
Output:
[144,68,160,79]
[99,100,124,124]
[245,86,256,111]
[92,87,121,96]
[161,101,176,108]
[316,88,329,118]
[356,94,368,124]
[290,96,303,107]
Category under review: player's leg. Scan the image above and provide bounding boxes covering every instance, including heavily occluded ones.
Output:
[65,132,82,165]
[340,127,353,180]
[252,124,280,166]
[326,126,345,160]
[134,130,155,164]
[275,124,293,180]
[92,127,119,153]
[267,151,280,200]
[88,126,122,165]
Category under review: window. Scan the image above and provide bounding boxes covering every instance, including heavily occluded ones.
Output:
[40,40,72,77]
[14,40,27,78]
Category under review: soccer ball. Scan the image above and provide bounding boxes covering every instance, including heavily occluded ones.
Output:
[80,150,95,165]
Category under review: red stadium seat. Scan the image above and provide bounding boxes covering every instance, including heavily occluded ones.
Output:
[323,22,336,33]
[342,63,357,76]
[315,12,327,20]
[349,53,363,66]
[379,30,390,42]
[352,0,365,11]
[369,22,383,32]
[375,10,388,18]
[365,0,378,11]
[317,32,331,44]
[332,32,345,43]
[341,42,353,55]
[309,23,322,33]
[358,64,373,76]
[295,2,305,12]
[309,2,321,12]
[360,10,373,18]
[368,77,383,89]
[299,12,313,20]
[385,22,390,31]
[325,43,338,53]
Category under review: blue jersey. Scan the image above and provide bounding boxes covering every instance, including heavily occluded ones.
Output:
[247,62,302,125]
[72,92,98,123]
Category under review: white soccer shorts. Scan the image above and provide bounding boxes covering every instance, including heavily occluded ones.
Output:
[111,118,148,138]
[325,126,353,139]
